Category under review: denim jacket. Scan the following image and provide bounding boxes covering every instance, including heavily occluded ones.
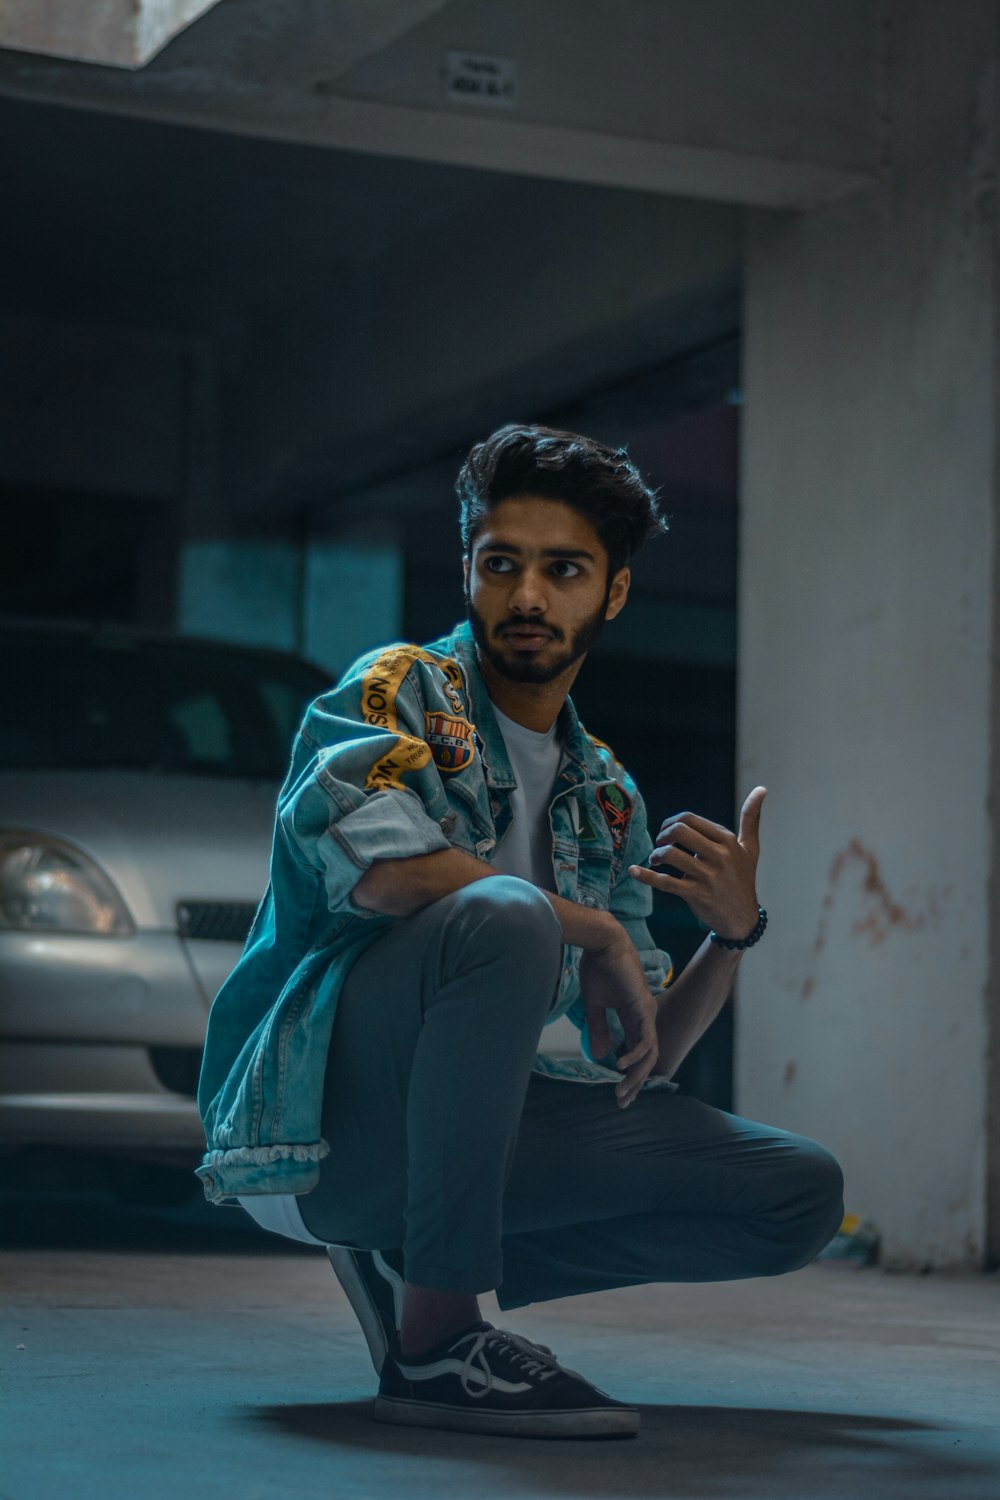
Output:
[197,620,675,1204]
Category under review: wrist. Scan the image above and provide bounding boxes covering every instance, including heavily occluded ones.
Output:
[709,905,768,950]
[582,911,628,957]
[545,893,623,954]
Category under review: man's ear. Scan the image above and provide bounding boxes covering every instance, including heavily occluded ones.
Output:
[604,566,631,621]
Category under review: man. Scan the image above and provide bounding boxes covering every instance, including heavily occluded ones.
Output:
[197,423,844,1440]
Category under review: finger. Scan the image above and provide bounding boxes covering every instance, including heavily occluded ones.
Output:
[653,823,718,858]
[737,786,768,854]
[585,1006,613,1060]
[616,1055,657,1107]
[648,844,702,878]
[629,864,689,893]
[655,811,730,846]
[616,1036,655,1071]
[616,1026,659,1092]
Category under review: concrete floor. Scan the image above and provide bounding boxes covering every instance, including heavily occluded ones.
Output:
[2,1184,1000,1500]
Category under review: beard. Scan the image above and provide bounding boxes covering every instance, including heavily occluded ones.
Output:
[464,587,610,685]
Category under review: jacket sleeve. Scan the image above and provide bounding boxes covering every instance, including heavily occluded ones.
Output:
[277,657,454,914]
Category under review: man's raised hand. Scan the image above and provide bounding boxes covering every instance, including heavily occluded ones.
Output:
[628,786,767,940]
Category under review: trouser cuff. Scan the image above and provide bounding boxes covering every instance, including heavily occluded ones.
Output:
[404,1257,503,1295]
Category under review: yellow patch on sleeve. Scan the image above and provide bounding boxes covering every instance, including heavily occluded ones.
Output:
[361,646,466,733]
[364,735,433,792]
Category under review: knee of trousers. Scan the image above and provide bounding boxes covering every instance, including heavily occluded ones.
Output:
[447,875,563,995]
[766,1143,846,1274]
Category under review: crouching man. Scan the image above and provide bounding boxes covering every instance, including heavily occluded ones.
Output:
[197,423,844,1438]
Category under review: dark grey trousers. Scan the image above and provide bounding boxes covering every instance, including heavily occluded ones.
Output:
[298,876,845,1309]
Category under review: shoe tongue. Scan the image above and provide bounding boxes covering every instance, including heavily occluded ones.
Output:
[447,1319,493,1347]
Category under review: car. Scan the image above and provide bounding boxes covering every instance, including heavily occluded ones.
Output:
[0,615,587,1200]
[0,618,332,1191]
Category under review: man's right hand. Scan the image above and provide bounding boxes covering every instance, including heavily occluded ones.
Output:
[578,927,659,1109]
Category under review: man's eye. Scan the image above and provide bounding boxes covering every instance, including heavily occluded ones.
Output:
[483,556,513,573]
[550,561,581,578]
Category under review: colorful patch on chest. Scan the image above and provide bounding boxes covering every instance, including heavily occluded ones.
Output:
[595,782,632,851]
[568,794,600,843]
[425,711,476,773]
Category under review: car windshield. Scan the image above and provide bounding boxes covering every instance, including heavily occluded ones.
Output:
[1,631,331,779]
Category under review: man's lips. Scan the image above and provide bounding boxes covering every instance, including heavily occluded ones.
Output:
[502,627,554,649]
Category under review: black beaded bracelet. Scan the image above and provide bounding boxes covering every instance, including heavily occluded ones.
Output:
[709,906,768,950]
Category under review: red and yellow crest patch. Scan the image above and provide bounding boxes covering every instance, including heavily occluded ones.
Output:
[425,711,476,774]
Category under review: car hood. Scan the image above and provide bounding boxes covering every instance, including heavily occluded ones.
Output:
[0,770,279,929]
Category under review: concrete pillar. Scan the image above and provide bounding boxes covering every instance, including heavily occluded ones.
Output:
[738,2,998,1268]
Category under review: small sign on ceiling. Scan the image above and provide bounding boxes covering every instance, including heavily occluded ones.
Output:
[445,51,518,109]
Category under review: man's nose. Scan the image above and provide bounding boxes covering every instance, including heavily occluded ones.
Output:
[508,568,548,614]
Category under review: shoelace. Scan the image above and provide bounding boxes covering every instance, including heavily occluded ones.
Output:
[454,1327,564,1400]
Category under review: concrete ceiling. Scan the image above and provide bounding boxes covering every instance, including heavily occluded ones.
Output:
[2,89,744,516]
[0,0,882,208]
[12,0,901,525]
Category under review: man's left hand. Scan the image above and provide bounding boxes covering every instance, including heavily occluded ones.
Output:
[628,786,767,939]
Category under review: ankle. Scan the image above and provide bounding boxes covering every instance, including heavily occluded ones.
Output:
[399,1282,481,1357]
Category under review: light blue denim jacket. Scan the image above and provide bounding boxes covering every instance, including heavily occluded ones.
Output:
[197,621,675,1204]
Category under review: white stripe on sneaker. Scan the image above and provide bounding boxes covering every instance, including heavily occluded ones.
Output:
[372,1249,404,1325]
[396,1356,532,1395]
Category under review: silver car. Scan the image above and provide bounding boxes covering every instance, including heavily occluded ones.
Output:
[0,620,330,1179]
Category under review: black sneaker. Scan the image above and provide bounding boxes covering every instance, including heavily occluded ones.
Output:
[374,1320,640,1438]
[327,1245,404,1375]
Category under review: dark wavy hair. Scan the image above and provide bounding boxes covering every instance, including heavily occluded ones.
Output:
[456,423,668,577]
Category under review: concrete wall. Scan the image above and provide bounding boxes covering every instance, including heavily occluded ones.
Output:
[739,1,998,1268]
[176,536,403,674]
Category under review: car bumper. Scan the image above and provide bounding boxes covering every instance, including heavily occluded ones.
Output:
[0,929,240,1153]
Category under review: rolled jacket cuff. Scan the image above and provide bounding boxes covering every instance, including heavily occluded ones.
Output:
[317,789,454,909]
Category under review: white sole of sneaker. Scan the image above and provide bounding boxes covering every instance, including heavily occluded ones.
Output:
[372,1395,640,1438]
[327,1247,396,1375]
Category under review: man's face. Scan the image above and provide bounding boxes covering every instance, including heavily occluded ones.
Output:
[463,495,629,685]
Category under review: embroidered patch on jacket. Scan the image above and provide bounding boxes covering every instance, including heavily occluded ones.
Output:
[425,711,476,774]
[569,794,600,843]
[364,735,433,792]
[361,647,466,732]
[596,782,632,851]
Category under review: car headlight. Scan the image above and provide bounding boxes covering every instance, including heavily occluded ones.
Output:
[0,833,134,935]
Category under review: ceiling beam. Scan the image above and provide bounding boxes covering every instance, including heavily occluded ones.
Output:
[0,0,881,209]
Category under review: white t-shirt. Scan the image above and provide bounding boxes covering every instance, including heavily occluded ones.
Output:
[238,700,564,1246]
[488,703,563,889]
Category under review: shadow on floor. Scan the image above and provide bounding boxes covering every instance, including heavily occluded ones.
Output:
[248,1400,996,1497]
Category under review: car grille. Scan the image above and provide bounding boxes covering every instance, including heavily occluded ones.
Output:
[176,901,258,943]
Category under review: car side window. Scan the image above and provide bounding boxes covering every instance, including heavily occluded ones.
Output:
[168,693,233,767]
